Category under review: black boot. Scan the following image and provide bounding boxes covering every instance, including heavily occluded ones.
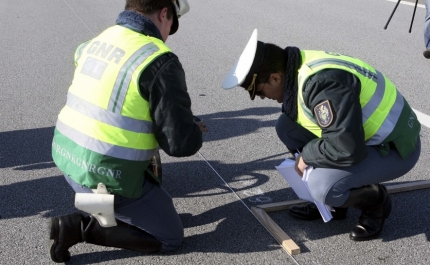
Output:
[49,212,89,263]
[288,202,348,220]
[83,216,162,253]
[49,214,162,263]
[340,184,392,241]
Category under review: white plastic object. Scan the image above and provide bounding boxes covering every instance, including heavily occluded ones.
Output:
[174,0,190,18]
[74,183,117,227]
[222,29,258,89]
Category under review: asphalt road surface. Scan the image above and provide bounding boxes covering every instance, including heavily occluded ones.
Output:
[1,0,429,264]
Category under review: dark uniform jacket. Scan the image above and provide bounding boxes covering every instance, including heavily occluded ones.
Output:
[301,68,369,168]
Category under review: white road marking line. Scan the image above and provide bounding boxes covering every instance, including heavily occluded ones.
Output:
[387,0,425,8]
[384,1,428,125]
[413,108,430,129]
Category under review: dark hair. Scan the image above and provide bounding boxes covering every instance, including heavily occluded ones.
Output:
[256,43,286,84]
[125,0,174,20]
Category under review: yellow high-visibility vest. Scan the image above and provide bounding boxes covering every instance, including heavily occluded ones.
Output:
[52,25,171,197]
[296,50,404,146]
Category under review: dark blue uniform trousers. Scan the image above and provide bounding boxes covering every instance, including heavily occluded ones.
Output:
[65,175,183,252]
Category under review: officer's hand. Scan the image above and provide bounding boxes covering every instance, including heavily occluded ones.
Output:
[294,154,307,177]
[193,116,209,133]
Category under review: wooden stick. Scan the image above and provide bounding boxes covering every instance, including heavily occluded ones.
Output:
[253,180,430,256]
[251,206,301,255]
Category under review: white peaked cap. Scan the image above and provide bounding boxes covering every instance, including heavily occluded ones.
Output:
[222,29,259,90]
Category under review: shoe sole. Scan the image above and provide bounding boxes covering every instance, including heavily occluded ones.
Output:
[48,217,70,263]
[48,217,59,262]
[349,229,382,241]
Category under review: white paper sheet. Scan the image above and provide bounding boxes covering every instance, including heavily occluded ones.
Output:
[275,159,313,201]
[276,158,333,222]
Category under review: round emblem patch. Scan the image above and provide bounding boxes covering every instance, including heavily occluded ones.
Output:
[314,100,334,127]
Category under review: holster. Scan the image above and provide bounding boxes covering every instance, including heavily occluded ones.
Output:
[74,183,117,227]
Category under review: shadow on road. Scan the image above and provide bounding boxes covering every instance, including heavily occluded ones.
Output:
[194,106,281,143]
[0,126,56,170]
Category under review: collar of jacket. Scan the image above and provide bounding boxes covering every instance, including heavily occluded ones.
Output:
[116,10,163,41]
[282,46,302,121]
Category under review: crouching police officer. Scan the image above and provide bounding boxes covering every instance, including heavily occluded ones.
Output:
[49,0,208,263]
[222,29,421,241]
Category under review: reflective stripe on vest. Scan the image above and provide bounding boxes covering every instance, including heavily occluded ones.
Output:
[297,51,404,145]
[74,41,90,66]
[56,119,153,161]
[66,92,153,133]
[57,91,156,161]
[108,43,159,113]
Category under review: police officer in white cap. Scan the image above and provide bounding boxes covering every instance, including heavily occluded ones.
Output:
[49,0,209,263]
[223,29,421,241]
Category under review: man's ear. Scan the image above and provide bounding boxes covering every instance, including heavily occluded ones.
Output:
[158,7,169,22]
[271,73,283,85]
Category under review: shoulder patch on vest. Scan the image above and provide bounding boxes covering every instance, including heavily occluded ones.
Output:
[314,100,334,128]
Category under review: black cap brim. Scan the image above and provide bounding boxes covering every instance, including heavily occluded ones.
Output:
[169,12,179,35]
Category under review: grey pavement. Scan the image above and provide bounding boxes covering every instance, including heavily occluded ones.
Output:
[1,0,430,264]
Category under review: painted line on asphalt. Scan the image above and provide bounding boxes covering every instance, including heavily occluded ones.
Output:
[384,1,428,126]
[413,108,430,129]
[387,0,425,8]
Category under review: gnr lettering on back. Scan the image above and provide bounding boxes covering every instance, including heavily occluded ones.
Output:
[87,41,125,64]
